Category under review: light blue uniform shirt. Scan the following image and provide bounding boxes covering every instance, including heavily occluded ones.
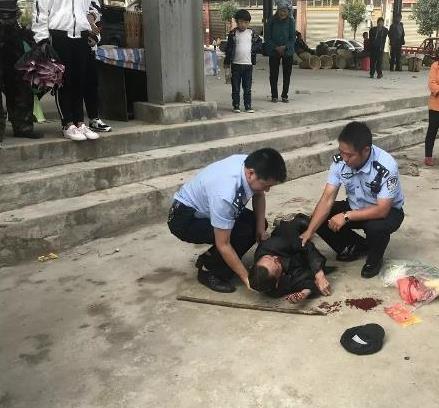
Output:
[327,145,404,210]
[174,155,254,230]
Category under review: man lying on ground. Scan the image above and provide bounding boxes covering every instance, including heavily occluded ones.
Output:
[249,214,331,303]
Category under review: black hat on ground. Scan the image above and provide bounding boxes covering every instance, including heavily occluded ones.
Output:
[340,324,385,355]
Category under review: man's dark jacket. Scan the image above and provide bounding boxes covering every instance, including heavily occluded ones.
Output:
[369,26,389,52]
[264,14,296,57]
[224,28,262,66]
[388,22,405,47]
[254,218,326,298]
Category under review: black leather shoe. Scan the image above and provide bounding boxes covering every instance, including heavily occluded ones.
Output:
[197,270,236,293]
[361,259,383,279]
[336,244,368,262]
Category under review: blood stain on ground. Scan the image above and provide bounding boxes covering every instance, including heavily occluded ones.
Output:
[317,301,342,314]
[345,297,383,311]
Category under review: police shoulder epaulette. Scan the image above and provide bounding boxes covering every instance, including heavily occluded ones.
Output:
[333,154,343,163]
[372,161,389,177]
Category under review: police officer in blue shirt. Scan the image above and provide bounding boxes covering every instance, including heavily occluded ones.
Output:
[168,148,287,293]
[301,122,404,278]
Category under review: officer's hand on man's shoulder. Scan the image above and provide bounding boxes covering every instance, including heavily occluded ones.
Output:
[300,229,313,247]
[256,230,269,243]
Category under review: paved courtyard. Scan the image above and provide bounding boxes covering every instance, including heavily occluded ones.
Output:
[1,143,438,408]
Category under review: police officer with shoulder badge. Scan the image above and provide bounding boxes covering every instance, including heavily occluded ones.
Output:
[300,122,404,278]
[168,148,287,293]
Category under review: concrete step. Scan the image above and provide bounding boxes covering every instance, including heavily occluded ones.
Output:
[0,107,427,213]
[0,121,427,267]
[0,96,427,175]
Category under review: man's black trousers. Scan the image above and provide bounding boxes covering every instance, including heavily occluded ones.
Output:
[425,109,439,157]
[167,201,257,281]
[370,48,383,77]
[51,30,89,127]
[231,63,253,110]
[317,201,404,265]
[84,49,99,120]
[390,46,402,71]
[269,54,293,99]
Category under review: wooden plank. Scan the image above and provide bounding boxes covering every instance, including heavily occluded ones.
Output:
[177,295,327,316]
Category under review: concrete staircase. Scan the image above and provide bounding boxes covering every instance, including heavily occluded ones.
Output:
[0,96,428,266]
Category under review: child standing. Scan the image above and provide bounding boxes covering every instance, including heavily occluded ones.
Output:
[224,9,261,113]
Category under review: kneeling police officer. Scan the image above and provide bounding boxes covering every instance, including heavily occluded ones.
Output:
[168,148,287,293]
[301,121,404,278]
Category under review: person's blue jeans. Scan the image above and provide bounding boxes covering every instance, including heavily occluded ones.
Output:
[231,63,253,110]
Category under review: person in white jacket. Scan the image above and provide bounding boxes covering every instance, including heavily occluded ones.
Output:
[32,0,99,141]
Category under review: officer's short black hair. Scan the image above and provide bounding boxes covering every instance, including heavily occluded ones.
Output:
[244,148,287,182]
[377,17,384,23]
[338,121,372,153]
[234,9,251,22]
[249,265,277,293]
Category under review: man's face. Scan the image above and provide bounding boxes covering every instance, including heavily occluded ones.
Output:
[237,19,250,31]
[338,141,371,169]
[278,8,289,19]
[363,33,368,39]
[257,255,283,280]
[377,20,384,28]
[246,169,279,192]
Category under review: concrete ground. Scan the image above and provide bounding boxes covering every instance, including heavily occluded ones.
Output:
[0,58,430,145]
[1,143,438,408]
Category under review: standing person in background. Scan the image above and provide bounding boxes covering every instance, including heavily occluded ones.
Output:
[388,14,405,72]
[424,51,439,166]
[369,17,388,79]
[32,0,99,141]
[84,0,111,132]
[223,9,262,113]
[265,1,295,103]
[362,31,370,54]
[0,0,39,142]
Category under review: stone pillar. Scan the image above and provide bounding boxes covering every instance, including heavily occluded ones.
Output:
[203,0,211,46]
[263,0,273,37]
[392,0,402,21]
[136,0,217,124]
[296,0,308,40]
[338,0,345,38]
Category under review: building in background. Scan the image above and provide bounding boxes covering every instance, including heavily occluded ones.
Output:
[204,0,424,47]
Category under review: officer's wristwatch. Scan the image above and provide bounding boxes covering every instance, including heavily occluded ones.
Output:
[343,211,350,223]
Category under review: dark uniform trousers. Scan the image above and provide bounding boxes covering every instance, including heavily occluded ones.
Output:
[370,47,384,77]
[390,46,402,71]
[167,201,257,281]
[317,200,404,265]
[0,22,34,142]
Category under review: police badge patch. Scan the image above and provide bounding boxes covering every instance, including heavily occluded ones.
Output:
[386,176,398,192]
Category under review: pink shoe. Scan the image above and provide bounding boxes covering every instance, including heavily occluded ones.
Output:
[424,157,434,166]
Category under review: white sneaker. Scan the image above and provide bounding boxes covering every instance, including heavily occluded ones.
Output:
[77,124,100,140]
[63,124,87,141]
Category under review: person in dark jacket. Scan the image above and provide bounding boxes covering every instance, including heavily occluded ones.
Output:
[265,3,296,103]
[295,31,313,55]
[250,214,331,303]
[388,14,405,72]
[0,0,38,142]
[224,9,262,113]
[369,17,388,79]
